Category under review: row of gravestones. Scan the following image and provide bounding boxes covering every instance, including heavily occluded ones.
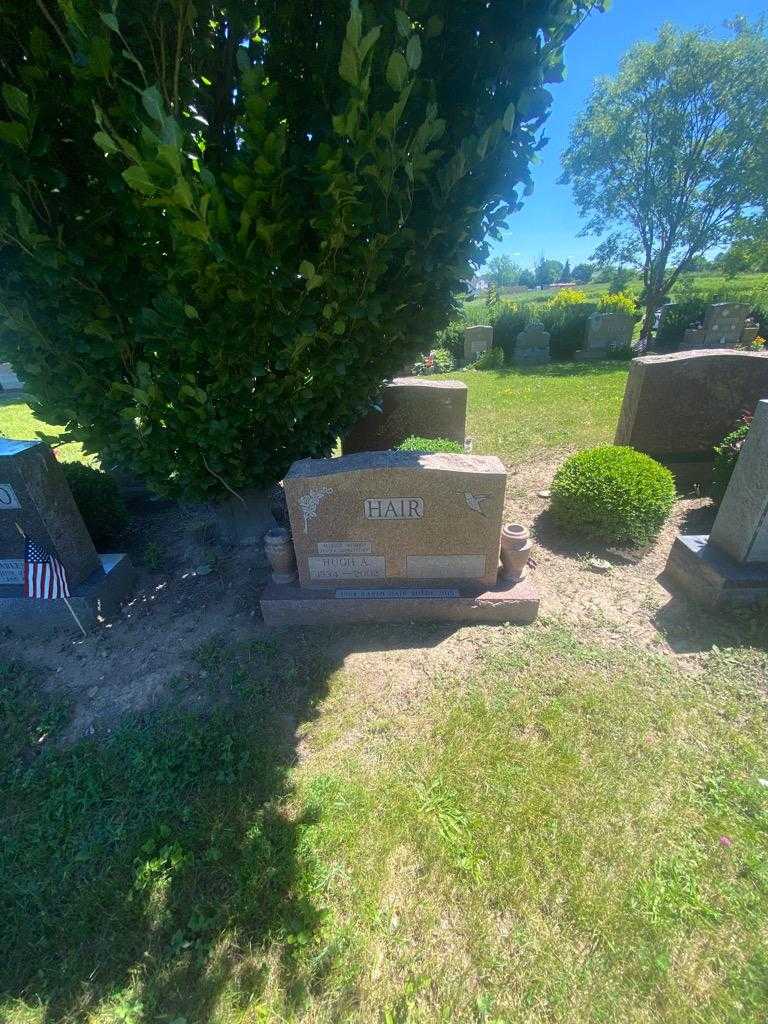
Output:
[463,312,635,367]
[657,302,758,350]
[467,302,758,365]
[4,345,767,633]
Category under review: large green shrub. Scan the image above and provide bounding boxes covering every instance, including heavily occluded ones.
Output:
[0,1,600,500]
[60,463,128,549]
[551,445,677,546]
[539,297,597,359]
[493,303,537,360]
[712,420,751,501]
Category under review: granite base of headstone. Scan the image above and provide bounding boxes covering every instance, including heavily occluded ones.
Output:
[513,325,551,366]
[463,325,494,363]
[260,451,539,626]
[614,349,768,486]
[664,399,768,607]
[0,439,135,632]
[342,378,468,455]
[575,312,633,361]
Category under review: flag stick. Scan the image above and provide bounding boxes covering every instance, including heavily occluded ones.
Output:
[15,521,87,638]
[62,595,88,638]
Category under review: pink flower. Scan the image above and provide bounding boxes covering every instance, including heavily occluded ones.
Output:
[719,835,733,848]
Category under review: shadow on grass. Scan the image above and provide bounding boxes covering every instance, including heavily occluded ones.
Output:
[0,622,458,1022]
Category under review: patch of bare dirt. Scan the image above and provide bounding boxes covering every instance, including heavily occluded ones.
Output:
[503,454,761,657]
[1,457,763,747]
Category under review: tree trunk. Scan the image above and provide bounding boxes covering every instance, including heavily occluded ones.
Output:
[641,296,658,345]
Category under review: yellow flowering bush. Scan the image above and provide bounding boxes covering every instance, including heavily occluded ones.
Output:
[598,292,637,317]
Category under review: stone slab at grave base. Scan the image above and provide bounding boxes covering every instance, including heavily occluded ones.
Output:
[664,535,768,608]
[0,553,135,632]
[260,577,539,626]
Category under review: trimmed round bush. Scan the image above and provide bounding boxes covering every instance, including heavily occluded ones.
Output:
[712,422,751,501]
[551,446,677,546]
[396,436,464,454]
[60,462,128,548]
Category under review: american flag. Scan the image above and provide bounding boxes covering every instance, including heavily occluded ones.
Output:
[23,537,70,599]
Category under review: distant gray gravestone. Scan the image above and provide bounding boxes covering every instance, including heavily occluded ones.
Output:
[575,312,634,361]
[513,324,551,366]
[463,325,494,362]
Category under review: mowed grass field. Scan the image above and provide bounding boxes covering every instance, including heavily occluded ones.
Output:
[1,370,767,1024]
[0,393,87,463]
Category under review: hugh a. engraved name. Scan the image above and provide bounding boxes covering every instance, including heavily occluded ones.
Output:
[307,555,386,580]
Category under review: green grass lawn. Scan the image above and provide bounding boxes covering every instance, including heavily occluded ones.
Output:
[0,393,87,463]
[1,370,767,1024]
[444,363,628,462]
[1,628,766,1024]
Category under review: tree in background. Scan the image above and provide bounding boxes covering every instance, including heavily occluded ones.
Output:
[718,234,768,274]
[558,258,572,282]
[534,254,564,288]
[571,262,592,283]
[561,22,768,339]
[486,254,522,289]
[0,0,602,498]
[518,268,536,288]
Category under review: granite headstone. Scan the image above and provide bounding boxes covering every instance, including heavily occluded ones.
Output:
[0,439,99,586]
[342,377,467,455]
[575,312,633,360]
[614,349,768,484]
[261,451,539,624]
[514,324,551,366]
[463,325,494,362]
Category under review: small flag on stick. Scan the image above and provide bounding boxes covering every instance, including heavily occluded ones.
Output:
[24,537,70,599]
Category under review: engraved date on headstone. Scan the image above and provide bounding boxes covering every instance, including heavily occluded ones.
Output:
[308,555,386,580]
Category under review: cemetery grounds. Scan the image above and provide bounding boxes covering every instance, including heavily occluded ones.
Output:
[0,364,766,1024]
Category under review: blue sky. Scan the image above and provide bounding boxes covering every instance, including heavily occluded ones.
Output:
[487,0,767,272]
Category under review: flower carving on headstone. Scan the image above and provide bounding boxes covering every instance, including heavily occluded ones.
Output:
[299,486,333,534]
